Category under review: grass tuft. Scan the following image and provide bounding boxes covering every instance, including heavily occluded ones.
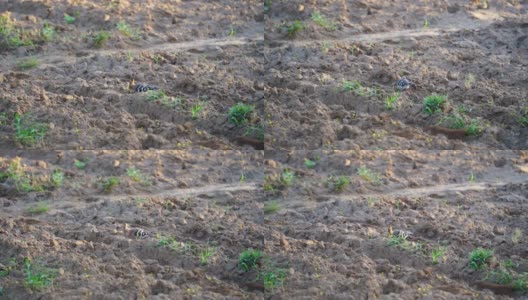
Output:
[239,249,263,272]
[229,103,254,126]
[423,94,447,115]
[468,248,493,270]
[17,57,39,70]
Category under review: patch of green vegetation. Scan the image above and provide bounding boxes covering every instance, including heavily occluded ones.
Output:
[17,57,39,70]
[385,92,400,111]
[92,31,110,48]
[146,89,166,101]
[229,103,255,126]
[0,14,34,49]
[101,176,119,193]
[64,13,76,24]
[485,264,514,285]
[244,125,264,141]
[264,0,272,13]
[13,113,47,147]
[423,18,429,29]
[26,201,49,215]
[264,201,280,214]
[74,159,86,170]
[50,169,64,187]
[41,23,55,42]
[511,228,522,244]
[437,113,483,136]
[198,245,216,266]
[387,231,409,247]
[259,266,286,291]
[328,175,350,193]
[116,20,141,40]
[518,106,528,127]
[126,166,152,186]
[514,273,528,292]
[4,157,44,192]
[311,12,336,31]
[239,249,263,272]
[423,94,447,115]
[341,80,377,96]
[431,245,447,264]
[229,25,235,37]
[191,103,205,120]
[286,20,303,38]
[357,166,381,185]
[280,169,295,186]
[465,73,476,89]
[304,158,316,169]
[468,248,493,270]
[24,258,56,290]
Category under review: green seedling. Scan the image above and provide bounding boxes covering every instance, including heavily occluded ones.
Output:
[50,169,64,187]
[264,0,272,13]
[229,103,254,126]
[26,202,49,215]
[431,245,447,264]
[74,159,86,170]
[41,23,55,41]
[329,175,350,193]
[0,15,33,48]
[17,57,39,70]
[464,74,475,89]
[146,89,166,101]
[423,94,447,115]
[357,167,381,185]
[468,248,493,270]
[259,267,286,291]
[511,228,522,244]
[126,166,152,186]
[423,18,429,29]
[469,172,475,183]
[286,20,303,38]
[264,201,280,214]
[514,273,528,291]
[485,265,514,285]
[101,176,119,192]
[13,113,47,147]
[116,20,141,40]
[5,157,44,192]
[64,13,76,24]
[199,245,216,265]
[239,249,263,271]
[385,92,400,111]
[24,258,56,290]
[191,103,205,120]
[92,31,110,48]
[387,231,409,247]
[229,25,235,37]
[311,12,336,31]
[304,158,316,169]
[280,169,295,186]
[244,125,264,141]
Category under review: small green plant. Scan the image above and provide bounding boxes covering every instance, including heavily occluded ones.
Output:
[41,23,55,42]
[465,119,483,136]
[239,249,263,271]
[199,245,216,265]
[259,267,286,291]
[74,159,86,170]
[229,25,235,37]
[485,265,514,285]
[311,12,336,31]
[13,113,47,147]
[423,94,447,115]
[229,103,254,126]
[126,166,152,186]
[469,172,475,183]
[468,248,493,270]
[264,201,280,214]
[24,258,56,290]
[385,92,400,111]
[280,169,295,186]
[92,31,110,48]
[357,167,382,185]
[511,228,522,244]
[286,20,303,38]
[329,175,350,193]
[191,103,205,120]
[387,231,409,247]
[146,89,166,101]
[304,158,316,169]
[64,13,76,24]
[0,15,33,48]
[342,80,363,94]
[50,169,64,187]
[101,176,119,192]
[116,20,141,40]
[465,73,476,89]
[26,202,49,215]
[514,273,528,291]
[5,157,44,192]
[431,245,447,264]
[423,18,429,29]
[264,0,272,13]
[244,125,264,141]
[17,57,39,70]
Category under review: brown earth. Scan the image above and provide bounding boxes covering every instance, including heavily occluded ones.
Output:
[263,150,528,299]
[0,0,264,150]
[265,0,528,150]
[0,150,265,299]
